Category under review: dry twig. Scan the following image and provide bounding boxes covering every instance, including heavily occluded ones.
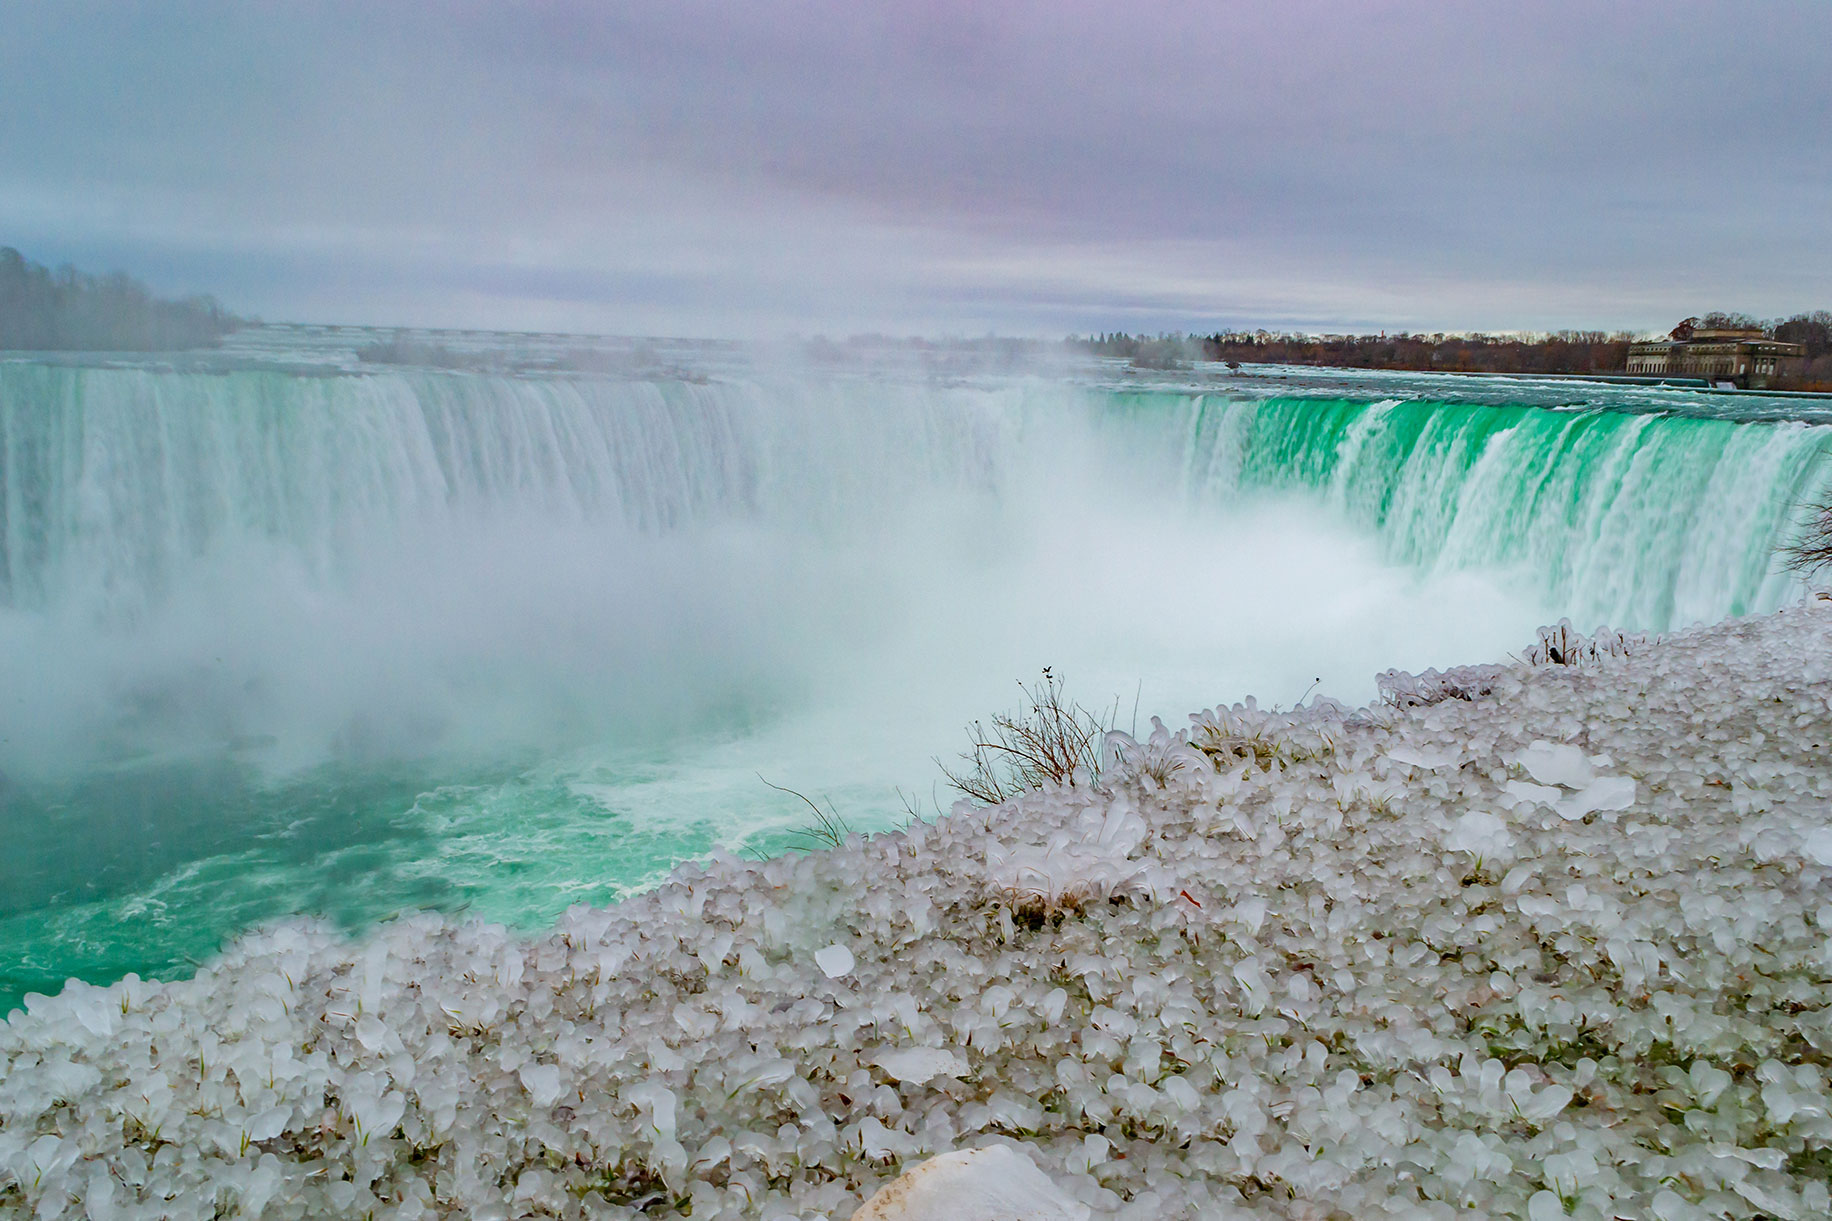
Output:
[939,668,1108,805]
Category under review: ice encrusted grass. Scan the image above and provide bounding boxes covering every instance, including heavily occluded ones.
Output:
[7,607,1832,1219]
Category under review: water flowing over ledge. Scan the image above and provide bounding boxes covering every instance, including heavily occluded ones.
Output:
[2,362,1830,1015]
[4,367,1826,632]
[6,603,1832,1218]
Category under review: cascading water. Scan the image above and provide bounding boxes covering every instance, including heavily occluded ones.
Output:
[1169,393,1825,628]
[2,351,1827,1010]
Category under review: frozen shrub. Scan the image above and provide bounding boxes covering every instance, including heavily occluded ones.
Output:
[940,669,1109,805]
[1181,697,1342,772]
[1522,618,1650,667]
[1377,664,1505,707]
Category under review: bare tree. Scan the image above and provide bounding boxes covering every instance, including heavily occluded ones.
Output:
[0,246,239,351]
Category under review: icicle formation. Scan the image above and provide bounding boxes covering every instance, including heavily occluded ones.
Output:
[1376,617,1656,709]
[1520,618,1653,668]
[8,605,1832,1218]
[1375,664,1506,709]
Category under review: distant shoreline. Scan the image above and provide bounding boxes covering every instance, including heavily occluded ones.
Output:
[1212,360,1832,401]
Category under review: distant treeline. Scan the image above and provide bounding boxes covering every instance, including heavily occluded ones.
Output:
[0,246,241,351]
[1762,312,1832,388]
[1076,309,1832,389]
[1686,310,1832,364]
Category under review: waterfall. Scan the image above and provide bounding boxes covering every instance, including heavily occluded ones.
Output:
[4,368,1825,634]
[4,357,1828,1010]
[1166,393,1831,629]
[0,365,1013,614]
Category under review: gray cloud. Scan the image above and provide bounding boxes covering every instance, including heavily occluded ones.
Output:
[3,1,1827,334]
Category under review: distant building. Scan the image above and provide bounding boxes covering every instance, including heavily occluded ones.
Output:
[1626,319,1805,389]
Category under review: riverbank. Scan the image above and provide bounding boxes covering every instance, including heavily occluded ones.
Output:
[6,605,1832,1219]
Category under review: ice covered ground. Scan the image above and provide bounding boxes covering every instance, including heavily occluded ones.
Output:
[7,606,1832,1220]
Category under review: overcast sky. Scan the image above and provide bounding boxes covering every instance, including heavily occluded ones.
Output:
[3,1,1827,336]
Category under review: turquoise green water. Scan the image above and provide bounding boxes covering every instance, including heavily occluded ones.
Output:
[1218,396,1818,624]
[3,360,1829,1014]
[0,752,831,1007]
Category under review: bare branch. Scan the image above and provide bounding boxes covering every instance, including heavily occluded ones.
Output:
[938,669,1109,806]
[757,774,851,849]
[1783,497,1832,575]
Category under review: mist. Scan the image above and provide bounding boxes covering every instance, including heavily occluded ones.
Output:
[0,366,1547,787]
[0,357,1575,788]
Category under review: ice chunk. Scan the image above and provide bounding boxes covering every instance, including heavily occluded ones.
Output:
[1519,1083,1574,1121]
[815,944,856,978]
[859,1117,898,1160]
[624,1081,678,1141]
[983,796,1149,910]
[1503,780,1562,808]
[354,1013,388,1052]
[246,1105,291,1142]
[1801,828,1832,866]
[65,983,118,1039]
[1555,776,1636,820]
[344,1089,404,1144]
[1516,741,1594,788]
[1377,665,1503,708]
[1446,810,1512,858]
[1387,744,1457,770]
[850,1146,1090,1221]
[1689,1062,1733,1106]
[1528,1189,1569,1220]
[243,1154,283,1215]
[874,1048,968,1084]
[519,1064,564,1108]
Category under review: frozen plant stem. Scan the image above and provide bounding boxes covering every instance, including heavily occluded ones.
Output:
[757,774,851,849]
[939,668,1110,805]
